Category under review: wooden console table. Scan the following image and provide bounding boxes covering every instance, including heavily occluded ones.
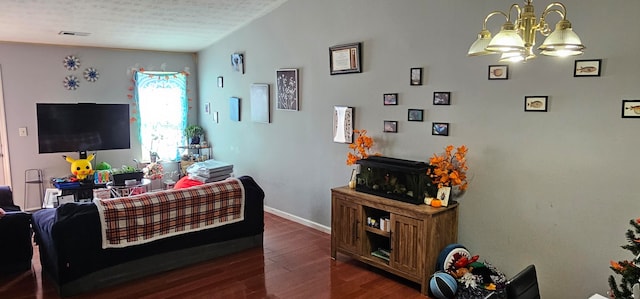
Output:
[331,186,458,295]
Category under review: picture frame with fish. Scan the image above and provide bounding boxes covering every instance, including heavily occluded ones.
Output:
[574,59,601,77]
[622,100,640,118]
[488,65,508,80]
[524,96,548,112]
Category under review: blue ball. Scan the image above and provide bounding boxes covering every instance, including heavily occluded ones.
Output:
[429,271,457,299]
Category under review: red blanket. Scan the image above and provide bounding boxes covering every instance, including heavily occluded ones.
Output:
[94,178,244,249]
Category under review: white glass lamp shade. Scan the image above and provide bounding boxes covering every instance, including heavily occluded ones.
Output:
[538,20,585,57]
[485,23,525,53]
[499,51,525,62]
[467,29,494,56]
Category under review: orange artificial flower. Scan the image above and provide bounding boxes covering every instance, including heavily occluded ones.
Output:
[346,129,379,166]
[427,145,469,190]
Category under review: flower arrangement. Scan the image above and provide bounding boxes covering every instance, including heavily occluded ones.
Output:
[609,218,640,298]
[445,253,507,298]
[143,162,164,180]
[346,129,378,165]
[427,145,469,190]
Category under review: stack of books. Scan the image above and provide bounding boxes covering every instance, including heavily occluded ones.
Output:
[371,248,390,262]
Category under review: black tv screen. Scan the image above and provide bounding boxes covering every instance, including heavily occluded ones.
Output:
[36,103,131,154]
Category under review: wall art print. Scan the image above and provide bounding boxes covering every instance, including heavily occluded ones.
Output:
[250,83,270,123]
[333,106,353,143]
[276,68,299,111]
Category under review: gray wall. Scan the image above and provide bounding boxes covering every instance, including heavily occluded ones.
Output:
[0,43,197,209]
[197,0,640,297]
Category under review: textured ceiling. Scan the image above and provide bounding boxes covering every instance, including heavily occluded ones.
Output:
[0,0,288,52]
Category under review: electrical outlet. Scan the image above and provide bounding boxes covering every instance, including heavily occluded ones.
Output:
[18,127,27,136]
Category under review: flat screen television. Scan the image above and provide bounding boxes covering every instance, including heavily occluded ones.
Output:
[36,103,131,154]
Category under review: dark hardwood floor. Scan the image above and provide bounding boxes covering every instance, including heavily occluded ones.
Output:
[0,212,429,299]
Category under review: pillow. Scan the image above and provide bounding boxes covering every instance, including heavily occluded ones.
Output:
[173,176,204,189]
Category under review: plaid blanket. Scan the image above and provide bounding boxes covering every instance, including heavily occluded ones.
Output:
[94,178,245,249]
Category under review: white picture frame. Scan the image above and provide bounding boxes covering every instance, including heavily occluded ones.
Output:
[333,106,354,143]
[250,83,270,123]
[436,187,451,207]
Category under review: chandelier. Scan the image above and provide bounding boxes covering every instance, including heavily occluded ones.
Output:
[467,0,585,62]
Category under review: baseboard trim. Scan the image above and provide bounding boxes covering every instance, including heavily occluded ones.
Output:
[264,206,331,234]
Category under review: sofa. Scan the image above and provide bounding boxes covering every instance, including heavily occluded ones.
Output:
[0,186,33,274]
[31,176,264,297]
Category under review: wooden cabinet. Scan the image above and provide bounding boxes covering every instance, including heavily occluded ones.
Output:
[331,186,458,295]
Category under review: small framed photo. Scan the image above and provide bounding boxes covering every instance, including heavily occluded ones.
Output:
[524,96,548,112]
[204,102,210,114]
[432,122,449,136]
[329,42,362,75]
[231,53,244,74]
[622,100,640,118]
[574,59,602,77]
[383,93,398,106]
[433,92,451,105]
[410,67,423,86]
[56,194,75,206]
[488,65,508,80]
[436,187,452,207]
[383,120,398,133]
[408,109,424,122]
[217,76,223,88]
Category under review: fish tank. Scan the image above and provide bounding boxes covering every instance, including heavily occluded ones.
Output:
[355,156,437,204]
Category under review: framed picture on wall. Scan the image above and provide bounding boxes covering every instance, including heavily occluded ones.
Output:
[333,106,354,143]
[524,96,548,112]
[433,92,451,105]
[383,120,398,133]
[250,83,270,123]
[408,109,424,122]
[230,97,241,121]
[488,65,508,80]
[622,100,640,118]
[231,53,244,74]
[410,67,423,85]
[384,93,398,106]
[329,42,362,75]
[432,122,449,136]
[574,59,602,77]
[276,68,299,111]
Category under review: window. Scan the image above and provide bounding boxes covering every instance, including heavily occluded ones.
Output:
[134,71,188,161]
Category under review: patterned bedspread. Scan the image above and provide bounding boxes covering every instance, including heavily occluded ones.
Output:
[94,178,245,249]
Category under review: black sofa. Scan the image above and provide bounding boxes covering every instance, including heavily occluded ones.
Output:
[0,186,33,274]
[31,176,264,297]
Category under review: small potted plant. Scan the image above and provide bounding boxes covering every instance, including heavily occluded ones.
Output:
[111,165,144,186]
[184,125,205,144]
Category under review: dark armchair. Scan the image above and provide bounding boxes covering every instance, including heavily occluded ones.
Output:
[0,186,33,274]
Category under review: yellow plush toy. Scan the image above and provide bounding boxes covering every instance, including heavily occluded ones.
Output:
[64,154,96,180]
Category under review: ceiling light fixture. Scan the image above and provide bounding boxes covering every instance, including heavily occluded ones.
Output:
[467,0,585,62]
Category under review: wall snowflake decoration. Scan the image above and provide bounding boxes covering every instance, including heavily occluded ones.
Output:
[63,75,80,90]
[83,67,99,82]
[63,55,80,71]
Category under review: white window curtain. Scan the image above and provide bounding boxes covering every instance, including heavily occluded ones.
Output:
[134,71,188,161]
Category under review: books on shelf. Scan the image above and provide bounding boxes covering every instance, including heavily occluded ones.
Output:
[371,248,390,262]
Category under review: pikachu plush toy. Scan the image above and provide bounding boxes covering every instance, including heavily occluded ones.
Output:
[63,154,95,181]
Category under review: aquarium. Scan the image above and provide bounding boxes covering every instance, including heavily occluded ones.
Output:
[355,156,437,204]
